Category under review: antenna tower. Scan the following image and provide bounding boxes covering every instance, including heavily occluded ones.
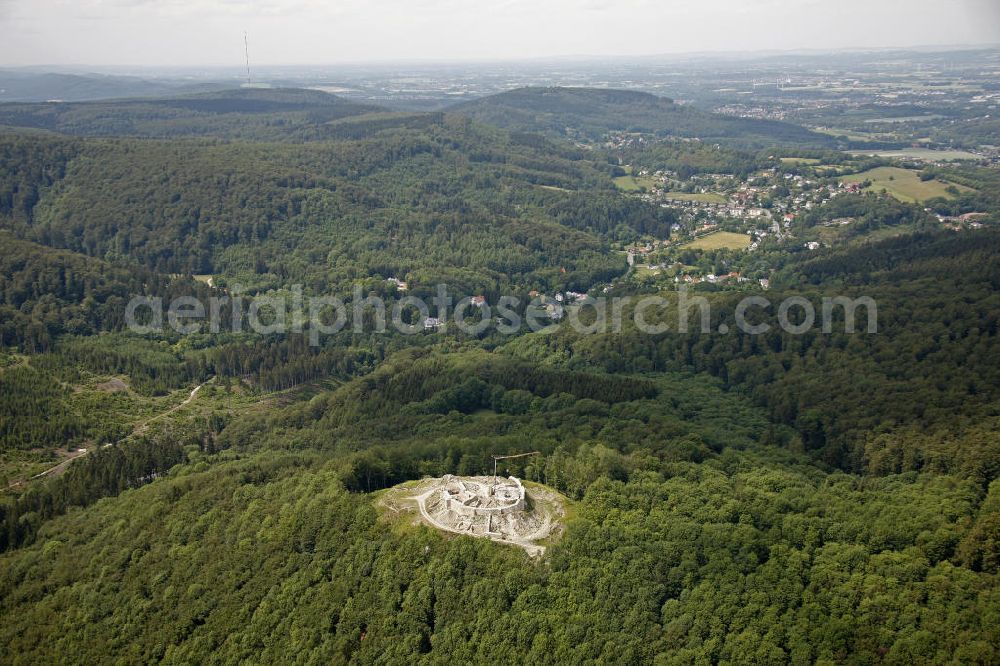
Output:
[243,31,252,86]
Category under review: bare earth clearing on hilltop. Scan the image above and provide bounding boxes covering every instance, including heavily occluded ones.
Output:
[378,476,569,557]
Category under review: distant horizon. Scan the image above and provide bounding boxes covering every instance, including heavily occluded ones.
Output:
[3,0,999,68]
[4,42,1000,75]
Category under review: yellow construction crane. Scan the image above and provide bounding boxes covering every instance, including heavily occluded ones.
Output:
[492,451,540,484]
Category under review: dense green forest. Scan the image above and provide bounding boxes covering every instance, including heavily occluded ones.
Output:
[2,229,998,662]
[0,87,998,663]
[451,87,836,147]
[0,88,383,140]
[0,118,654,292]
[510,230,1000,477]
[617,139,771,179]
[2,332,998,663]
[0,233,218,349]
[3,449,997,664]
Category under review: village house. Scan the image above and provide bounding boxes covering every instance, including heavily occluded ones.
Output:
[387,277,408,291]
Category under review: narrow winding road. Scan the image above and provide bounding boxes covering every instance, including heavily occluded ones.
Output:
[5,379,211,490]
[132,381,207,435]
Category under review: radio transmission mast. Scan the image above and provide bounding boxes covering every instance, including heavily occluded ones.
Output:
[243,31,252,86]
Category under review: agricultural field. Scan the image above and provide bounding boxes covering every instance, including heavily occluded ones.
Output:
[839,166,975,203]
[849,148,981,161]
[632,264,662,277]
[813,164,865,177]
[814,222,923,248]
[613,174,659,191]
[813,126,893,142]
[664,191,728,203]
[682,230,751,251]
[779,157,821,165]
[863,114,946,124]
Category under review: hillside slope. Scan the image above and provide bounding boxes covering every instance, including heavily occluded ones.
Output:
[0,347,996,664]
[450,87,834,146]
[502,228,1000,478]
[0,117,666,293]
[0,70,223,103]
[0,88,384,141]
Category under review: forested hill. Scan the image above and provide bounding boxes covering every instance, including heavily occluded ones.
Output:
[0,88,387,140]
[3,298,997,663]
[0,69,224,103]
[1,78,998,664]
[0,233,216,350]
[0,86,831,147]
[504,228,1000,480]
[450,86,835,146]
[0,118,673,293]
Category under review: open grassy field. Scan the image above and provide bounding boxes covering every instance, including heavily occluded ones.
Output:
[814,126,892,143]
[664,191,728,204]
[682,230,751,251]
[632,264,662,277]
[814,221,923,247]
[613,174,659,191]
[849,148,980,161]
[779,157,821,165]
[813,164,867,177]
[839,166,974,203]
[863,114,946,124]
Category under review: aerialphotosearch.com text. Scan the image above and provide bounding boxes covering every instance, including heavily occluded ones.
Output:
[125,284,877,345]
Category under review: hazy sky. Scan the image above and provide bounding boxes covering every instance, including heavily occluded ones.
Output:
[2,0,999,67]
